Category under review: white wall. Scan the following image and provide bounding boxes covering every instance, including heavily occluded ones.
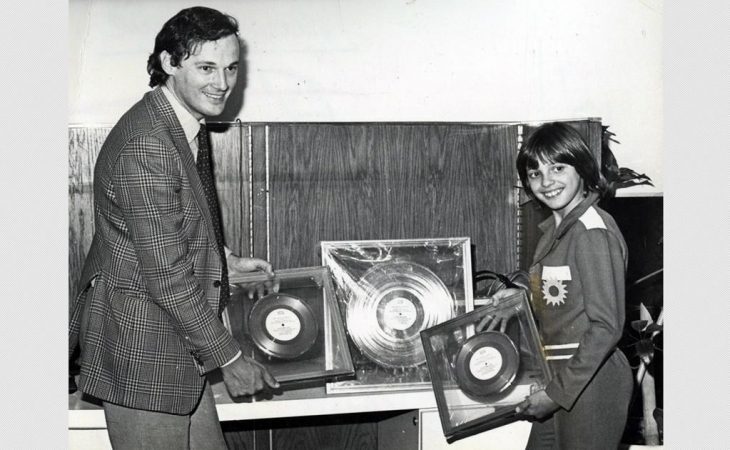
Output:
[69,0,663,194]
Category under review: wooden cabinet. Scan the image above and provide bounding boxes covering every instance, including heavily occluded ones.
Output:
[418,408,531,450]
[263,123,518,273]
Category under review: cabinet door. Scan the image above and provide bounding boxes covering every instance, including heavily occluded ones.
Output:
[262,123,518,273]
[208,123,252,257]
[418,408,531,450]
[269,413,378,450]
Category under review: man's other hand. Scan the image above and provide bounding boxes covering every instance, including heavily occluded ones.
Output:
[220,355,280,397]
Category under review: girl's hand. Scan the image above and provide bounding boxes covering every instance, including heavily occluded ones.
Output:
[515,390,560,420]
[476,288,523,333]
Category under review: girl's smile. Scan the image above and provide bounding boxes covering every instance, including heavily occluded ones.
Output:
[527,161,585,224]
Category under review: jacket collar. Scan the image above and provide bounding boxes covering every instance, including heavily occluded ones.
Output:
[534,191,600,264]
[144,87,223,256]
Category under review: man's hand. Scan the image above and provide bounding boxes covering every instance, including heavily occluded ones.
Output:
[220,354,280,397]
[476,287,523,333]
[227,255,279,299]
[227,256,273,276]
[515,389,560,420]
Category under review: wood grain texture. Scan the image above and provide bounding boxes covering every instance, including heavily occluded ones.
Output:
[209,122,250,257]
[221,420,270,450]
[265,124,518,273]
[251,125,269,260]
[68,127,110,300]
[269,414,378,450]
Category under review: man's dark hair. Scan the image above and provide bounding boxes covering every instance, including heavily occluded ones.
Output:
[147,6,239,87]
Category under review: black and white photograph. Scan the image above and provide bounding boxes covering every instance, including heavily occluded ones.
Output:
[66,2,664,448]
[3,0,727,448]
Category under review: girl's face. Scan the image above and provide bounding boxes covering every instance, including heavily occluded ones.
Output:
[527,160,585,221]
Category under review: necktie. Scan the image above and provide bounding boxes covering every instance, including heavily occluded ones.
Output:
[196,124,230,317]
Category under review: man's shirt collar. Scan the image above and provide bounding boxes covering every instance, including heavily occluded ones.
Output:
[160,85,205,145]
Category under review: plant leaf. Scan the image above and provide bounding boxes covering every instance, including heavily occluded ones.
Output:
[631,319,649,332]
[644,323,663,334]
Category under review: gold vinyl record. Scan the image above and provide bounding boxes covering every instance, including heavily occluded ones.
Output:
[347,261,454,368]
[454,331,519,399]
[248,293,319,360]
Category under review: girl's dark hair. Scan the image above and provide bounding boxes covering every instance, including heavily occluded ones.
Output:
[147,7,239,88]
[516,122,609,200]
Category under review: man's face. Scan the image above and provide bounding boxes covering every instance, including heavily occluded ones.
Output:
[164,34,240,119]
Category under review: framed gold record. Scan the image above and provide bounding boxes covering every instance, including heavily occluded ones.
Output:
[248,293,319,360]
[420,290,552,443]
[346,261,454,368]
[322,237,473,394]
[223,266,354,387]
[454,331,519,399]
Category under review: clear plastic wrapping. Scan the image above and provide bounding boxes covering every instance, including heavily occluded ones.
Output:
[321,237,474,394]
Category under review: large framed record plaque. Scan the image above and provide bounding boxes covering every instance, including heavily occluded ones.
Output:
[225,266,354,386]
[321,237,473,394]
[420,290,551,443]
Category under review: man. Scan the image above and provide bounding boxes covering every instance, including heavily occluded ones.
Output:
[68,7,278,449]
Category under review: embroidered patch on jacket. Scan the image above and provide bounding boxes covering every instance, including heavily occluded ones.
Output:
[541,265,571,306]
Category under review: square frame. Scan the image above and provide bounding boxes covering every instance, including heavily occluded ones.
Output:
[321,237,474,394]
[420,290,551,443]
[225,266,354,386]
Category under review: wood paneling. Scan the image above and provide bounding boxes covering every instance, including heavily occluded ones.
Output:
[251,125,269,259]
[265,124,518,273]
[69,127,110,300]
[221,421,270,450]
[209,122,251,257]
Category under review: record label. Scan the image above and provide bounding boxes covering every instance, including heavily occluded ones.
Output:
[469,347,503,380]
[248,293,319,360]
[382,297,418,331]
[454,331,519,399]
[264,308,301,342]
[346,261,454,368]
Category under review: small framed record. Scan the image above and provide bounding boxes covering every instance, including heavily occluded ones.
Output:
[247,293,319,360]
[420,290,551,443]
[224,266,354,387]
[321,237,473,394]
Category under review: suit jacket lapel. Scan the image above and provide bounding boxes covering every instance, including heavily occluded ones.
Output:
[147,88,223,255]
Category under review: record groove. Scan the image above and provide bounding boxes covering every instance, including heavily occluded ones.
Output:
[248,293,318,360]
[347,261,454,368]
[454,331,519,399]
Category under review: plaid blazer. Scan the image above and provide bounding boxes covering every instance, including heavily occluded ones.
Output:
[68,88,240,414]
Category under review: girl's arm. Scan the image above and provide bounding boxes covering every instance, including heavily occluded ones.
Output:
[544,228,626,410]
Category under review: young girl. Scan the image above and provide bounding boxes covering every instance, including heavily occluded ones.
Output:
[485,122,633,449]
